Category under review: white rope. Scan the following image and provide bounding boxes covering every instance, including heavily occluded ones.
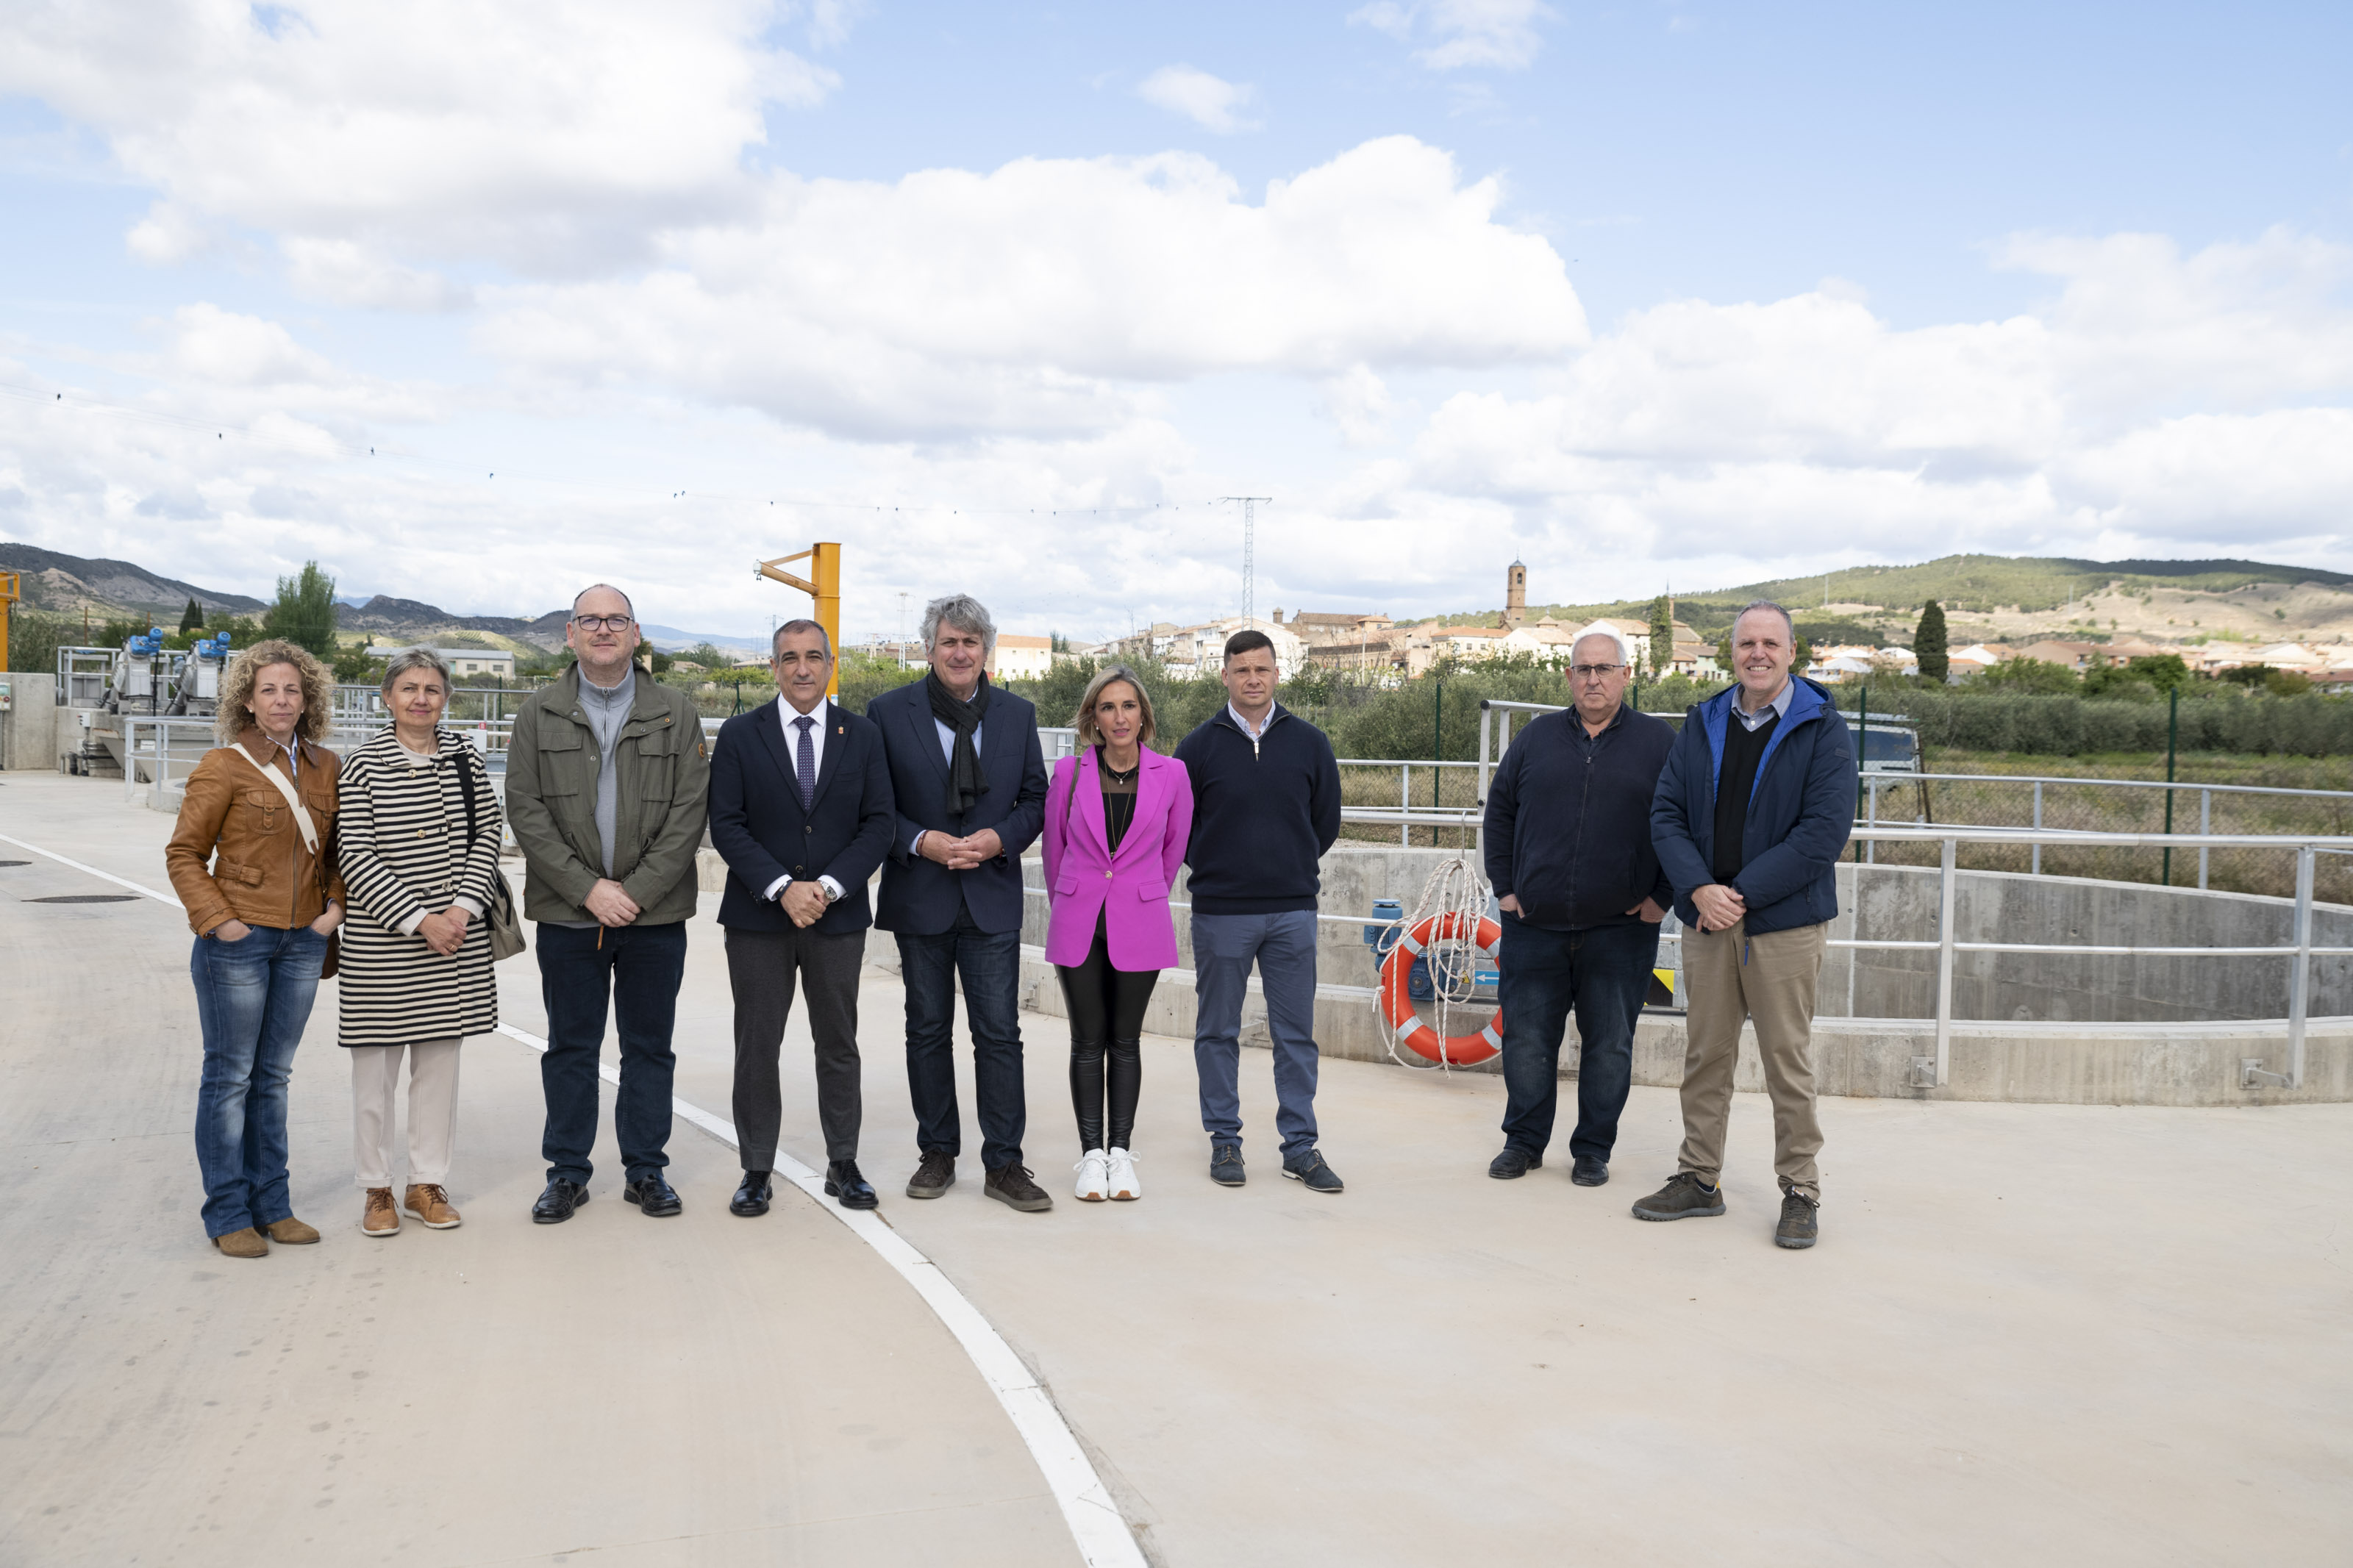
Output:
[1375,854,1497,1073]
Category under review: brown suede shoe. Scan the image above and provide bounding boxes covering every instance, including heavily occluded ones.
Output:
[213,1227,268,1259]
[263,1216,321,1245]
[403,1184,463,1229]
[362,1187,400,1237]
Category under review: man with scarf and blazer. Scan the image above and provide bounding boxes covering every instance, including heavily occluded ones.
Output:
[708,619,896,1218]
[871,594,1053,1211]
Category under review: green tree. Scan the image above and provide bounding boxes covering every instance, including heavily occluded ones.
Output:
[263,561,338,659]
[1914,599,1949,683]
[177,597,204,634]
[1979,656,2079,695]
[1647,595,1672,677]
[332,645,381,684]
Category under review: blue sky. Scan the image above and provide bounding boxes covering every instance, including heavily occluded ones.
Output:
[2,1,2349,642]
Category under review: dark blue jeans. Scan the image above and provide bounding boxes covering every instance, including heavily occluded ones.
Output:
[190,924,329,1237]
[1191,909,1321,1160]
[896,908,1026,1170]
[535,920,688,1184]
[1498,914,1660,1164]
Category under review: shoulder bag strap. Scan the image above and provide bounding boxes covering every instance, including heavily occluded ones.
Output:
[233,742,319,859]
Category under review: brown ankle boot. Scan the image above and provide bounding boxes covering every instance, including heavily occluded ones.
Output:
[362,1187,400,1237]
[213,1227,268,1259]
[403,1184,462,1229]
[263,1216,321,1245]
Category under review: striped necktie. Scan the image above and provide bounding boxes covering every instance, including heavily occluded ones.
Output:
[793,715,816,811]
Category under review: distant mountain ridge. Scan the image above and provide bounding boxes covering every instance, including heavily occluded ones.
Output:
[0,542,267,621]
[0,541,771,656]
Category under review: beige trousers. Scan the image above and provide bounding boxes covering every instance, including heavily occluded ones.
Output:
[1677,920,1826,1200]
[351,1039,463,1189]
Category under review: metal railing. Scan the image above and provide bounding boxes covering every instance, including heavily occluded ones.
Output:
[1021,817,2343,1095]
[1860,770,2353,889]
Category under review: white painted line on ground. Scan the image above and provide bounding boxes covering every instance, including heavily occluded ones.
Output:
[1,828,1143,1566]
[493,1023,1147,1568]
[0,831,185,907]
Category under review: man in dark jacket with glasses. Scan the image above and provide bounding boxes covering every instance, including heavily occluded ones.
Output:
[1482,626,1675,1189]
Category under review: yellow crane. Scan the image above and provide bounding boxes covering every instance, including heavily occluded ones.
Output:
[754,543,841,697]
[0,570,20,675]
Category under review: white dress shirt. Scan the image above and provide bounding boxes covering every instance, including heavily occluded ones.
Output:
[763,699,846,905]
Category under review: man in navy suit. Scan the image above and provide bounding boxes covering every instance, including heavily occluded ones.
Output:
[870,594,1052,1211]
[709,619,896,1215]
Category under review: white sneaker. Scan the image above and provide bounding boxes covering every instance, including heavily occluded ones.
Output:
[1104,1148,1140,1201]
[1074,1149,1110,1202]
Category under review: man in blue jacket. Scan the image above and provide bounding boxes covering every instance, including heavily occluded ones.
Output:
[1640,601,1854,1250]
[708,620,896,1217]
[1173,629,1345,1193]
[1482,627,1675,1187]
[871,595,1052,1212]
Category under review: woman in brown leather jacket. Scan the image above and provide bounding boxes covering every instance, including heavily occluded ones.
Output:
[163,639,347,1259]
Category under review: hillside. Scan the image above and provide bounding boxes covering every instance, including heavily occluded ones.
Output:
[0,543,266,623]
[1485,553,2353,651]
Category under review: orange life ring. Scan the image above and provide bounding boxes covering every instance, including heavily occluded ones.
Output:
[1379,912,1504,1065]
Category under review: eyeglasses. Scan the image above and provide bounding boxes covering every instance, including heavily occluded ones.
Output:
[1570,663,1626,679]
[571,615,635,631]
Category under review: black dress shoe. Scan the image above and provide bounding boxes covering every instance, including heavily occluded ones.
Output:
[730,1171,774,1217]
[824,1159,879,1210]
[623,1173,682,1217]
[532,1178,589,1224]
[1571,1156,1610,1187]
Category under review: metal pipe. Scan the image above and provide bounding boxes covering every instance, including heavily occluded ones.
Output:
[1935,837,1957,1087]
[2032,780,2043,876]
[2199,790,2211,891]
[2290,845,2314,1089]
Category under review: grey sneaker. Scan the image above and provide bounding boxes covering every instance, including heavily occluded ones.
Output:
[1282,1150,1345,1194]
[1775,1191,1820,1250]
[1209,1143,1246,1187]
[983,1163,1053,1212]
[906,1149,955,1200]
[1630,1171,1726,1221]
[1488,1146,1540,1179]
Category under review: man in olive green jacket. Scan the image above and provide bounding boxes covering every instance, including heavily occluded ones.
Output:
[504,585,711,1224]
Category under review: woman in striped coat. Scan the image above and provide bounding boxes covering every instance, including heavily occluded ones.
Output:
[336,648,505,1237]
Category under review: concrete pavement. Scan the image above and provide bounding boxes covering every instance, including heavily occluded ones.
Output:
[4,771,2349,1566]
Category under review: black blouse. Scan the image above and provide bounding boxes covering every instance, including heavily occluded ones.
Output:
[1096,747,1140,854]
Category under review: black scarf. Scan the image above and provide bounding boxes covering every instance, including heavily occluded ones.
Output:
[926,670,992,817]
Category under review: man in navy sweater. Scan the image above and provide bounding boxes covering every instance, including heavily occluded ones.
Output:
[1482,626,1676,1188]
[1173,630,1345,1192]
[707,620,896,1217]
[1640,600,1855,1250]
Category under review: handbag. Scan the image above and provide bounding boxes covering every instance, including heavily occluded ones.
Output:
[232,741,339,978]
[454,745,527,961]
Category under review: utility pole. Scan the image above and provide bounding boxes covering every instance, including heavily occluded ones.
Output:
[897,591,910,667]
[1219,496,1272,629]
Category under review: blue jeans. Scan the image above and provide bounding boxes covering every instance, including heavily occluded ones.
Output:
[1498,914,1660,1164]
[1191,909,1321,1160]
[896,909,1026,1170]
[190,925,329,1237]
[535,921,688,1184]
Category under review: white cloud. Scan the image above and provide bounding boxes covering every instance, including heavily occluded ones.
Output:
[1136,65,1260,134]
[1349,0,1555,71]
[1374,230,2353,587]
[478,137,1588,440]
[0,0,835,283]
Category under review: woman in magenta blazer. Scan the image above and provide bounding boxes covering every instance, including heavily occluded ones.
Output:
[1042,665,1194,1203]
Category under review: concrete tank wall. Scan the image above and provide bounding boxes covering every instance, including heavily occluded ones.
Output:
[1,675,60,772]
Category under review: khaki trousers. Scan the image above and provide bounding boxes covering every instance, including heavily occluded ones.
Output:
[351,1039,462,1189]
[1677,920,1826,1200]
